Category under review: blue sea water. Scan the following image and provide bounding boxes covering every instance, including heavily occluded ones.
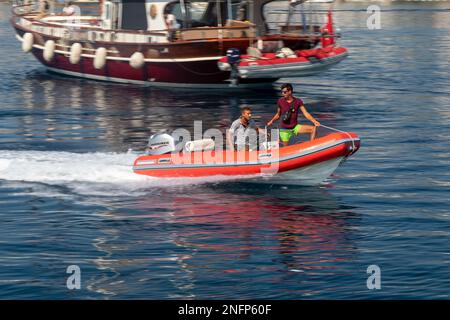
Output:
[0,1,450,299]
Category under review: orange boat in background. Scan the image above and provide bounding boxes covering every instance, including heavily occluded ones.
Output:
[133,129,360,186]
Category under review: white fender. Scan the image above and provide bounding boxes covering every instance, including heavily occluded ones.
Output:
[93,47,107,69]
[69,43,82,64]
[22,32,34,53]
[129,52,145,69]
[43,40,55,62]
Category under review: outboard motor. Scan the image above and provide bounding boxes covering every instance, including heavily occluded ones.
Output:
[226,48,241,65]
[146,133,176,155]
[226,48,240,86]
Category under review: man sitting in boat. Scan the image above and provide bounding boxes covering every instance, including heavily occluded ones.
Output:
[227,107,262,151]
[267,83,321,146]
[56,1,81,25]
[58,1,80,16]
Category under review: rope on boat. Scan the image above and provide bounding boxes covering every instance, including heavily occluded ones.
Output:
[319,124,356,154]
[172,59,225,76]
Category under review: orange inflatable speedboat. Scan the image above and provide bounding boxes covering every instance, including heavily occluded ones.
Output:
[133,130,360,186]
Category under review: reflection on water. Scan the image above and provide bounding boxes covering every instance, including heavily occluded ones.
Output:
[79,184,360,299]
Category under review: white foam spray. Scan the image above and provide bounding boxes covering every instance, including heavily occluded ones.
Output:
[0,150,242,197]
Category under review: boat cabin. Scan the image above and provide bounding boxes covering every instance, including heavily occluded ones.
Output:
[100,0,310,36]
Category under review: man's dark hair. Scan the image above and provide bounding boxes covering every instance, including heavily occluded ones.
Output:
[281,83,293,92]
[241,106,252,114]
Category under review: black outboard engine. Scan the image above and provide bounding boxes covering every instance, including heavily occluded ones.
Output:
[226,48,240,86]
[226,48,241,65]
[146,133,176,155]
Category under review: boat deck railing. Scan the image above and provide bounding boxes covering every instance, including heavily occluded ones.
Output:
[12,3,253,40]
[264,0,331,37]
[12,0,324,44]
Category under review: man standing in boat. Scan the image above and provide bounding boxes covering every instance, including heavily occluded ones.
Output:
[228,107,262,151]
[267,83,320,146]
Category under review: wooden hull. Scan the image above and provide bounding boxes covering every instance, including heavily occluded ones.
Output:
[14,26,279,87]
[11,7,335,87]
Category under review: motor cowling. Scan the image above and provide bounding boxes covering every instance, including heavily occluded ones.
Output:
[226,48,241,65]
[146,133,176,155]
[225,48,241,86]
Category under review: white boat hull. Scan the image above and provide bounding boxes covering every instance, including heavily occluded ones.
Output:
[250,156,346,186]
[239,52,348,79]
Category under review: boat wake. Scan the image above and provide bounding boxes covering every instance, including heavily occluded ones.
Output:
[0,150,243,197]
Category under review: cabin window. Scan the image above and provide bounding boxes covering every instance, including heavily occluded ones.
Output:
[164,1,229,29]
[120,0,148,30]
[189,2,208,21]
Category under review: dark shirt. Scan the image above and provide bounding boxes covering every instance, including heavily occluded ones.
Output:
[277,97,304,129]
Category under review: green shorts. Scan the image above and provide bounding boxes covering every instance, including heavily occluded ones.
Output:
[280,124,302,142]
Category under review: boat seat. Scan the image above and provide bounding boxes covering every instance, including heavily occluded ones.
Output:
[246,47,262,59]
[184,138,215,152]
[276,47,297,58]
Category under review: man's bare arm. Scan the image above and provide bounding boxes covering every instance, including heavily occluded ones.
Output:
[301,105,320,126]
[267,107,281,126]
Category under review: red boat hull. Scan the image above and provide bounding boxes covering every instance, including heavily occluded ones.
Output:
[220,47,348,79]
